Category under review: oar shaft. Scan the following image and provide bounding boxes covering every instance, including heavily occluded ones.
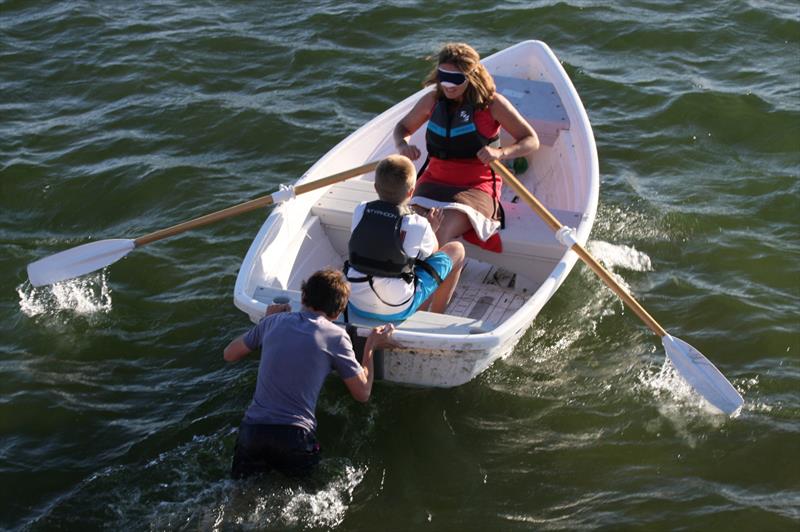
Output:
[134,161,380,247]
[134,195,273,247]
[490,161,668,338]
[294,161,379,195]
[569,238,667,337]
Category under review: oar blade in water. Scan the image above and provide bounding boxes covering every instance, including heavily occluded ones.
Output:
[27,239,135,287]
[662,334,744,415]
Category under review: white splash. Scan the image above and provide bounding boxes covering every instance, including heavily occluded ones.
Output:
[17,272,113,317]
[639,358,715,411]
[225,464,368,530]
[587,240,653,272]
[637,357,729,445]
[279,465,366,528]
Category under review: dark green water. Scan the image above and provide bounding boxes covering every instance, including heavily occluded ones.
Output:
[2,1,798,530]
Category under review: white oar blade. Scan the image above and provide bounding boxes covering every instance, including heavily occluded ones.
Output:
[662,335,744,415]
[27,239,135,287]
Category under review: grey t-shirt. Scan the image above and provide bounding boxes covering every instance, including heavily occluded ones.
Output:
[242,310,362,431]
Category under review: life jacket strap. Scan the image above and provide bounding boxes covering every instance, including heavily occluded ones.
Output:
[414,258,443,285]
[344,261,416,308]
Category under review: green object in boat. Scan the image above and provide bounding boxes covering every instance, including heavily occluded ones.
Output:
[513,157,529,175]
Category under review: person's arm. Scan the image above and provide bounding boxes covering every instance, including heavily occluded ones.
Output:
[224,335,252,362]
[477,93,540,164]
[222,303,289,363]
[394,92,436,161]
[343,324,398,402]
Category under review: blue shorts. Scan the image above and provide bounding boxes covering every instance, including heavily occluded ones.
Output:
[348,252,453,322]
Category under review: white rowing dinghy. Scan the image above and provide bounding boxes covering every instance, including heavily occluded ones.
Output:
[233,40,599,387]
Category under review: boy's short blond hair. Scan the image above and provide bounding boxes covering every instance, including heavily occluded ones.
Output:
[374,155,416,204]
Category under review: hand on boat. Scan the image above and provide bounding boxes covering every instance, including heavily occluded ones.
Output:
[265,303,291,316]
[367,323,400,349]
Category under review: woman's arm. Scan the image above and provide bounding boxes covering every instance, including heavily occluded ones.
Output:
[477,93,540,164]
[394,91,436,161]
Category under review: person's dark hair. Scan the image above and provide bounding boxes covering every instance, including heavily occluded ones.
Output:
[301,268,350,318]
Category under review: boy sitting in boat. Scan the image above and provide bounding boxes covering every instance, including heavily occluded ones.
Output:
[345,155,465,320]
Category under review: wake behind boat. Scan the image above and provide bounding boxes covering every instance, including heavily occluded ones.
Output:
[233,40,599,387]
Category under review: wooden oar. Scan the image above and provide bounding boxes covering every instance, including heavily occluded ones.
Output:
[490,160,744,416]
[27,161,380,287]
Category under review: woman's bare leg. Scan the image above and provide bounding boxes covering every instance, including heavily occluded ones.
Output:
[435,209,472,245]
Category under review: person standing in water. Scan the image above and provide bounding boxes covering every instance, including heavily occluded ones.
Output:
[223,268,396,479]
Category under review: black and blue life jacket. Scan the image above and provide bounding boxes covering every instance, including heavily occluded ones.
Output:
[425,98,501,160]
[345,201,443,308]
[347,201,415,281]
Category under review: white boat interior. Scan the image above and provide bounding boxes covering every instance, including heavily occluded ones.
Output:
[234,41,598,386]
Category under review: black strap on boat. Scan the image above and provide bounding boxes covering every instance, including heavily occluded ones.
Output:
[368,276,415,307]
[343,257,443,308]
[488,165,507,229]
[360,259,443,307]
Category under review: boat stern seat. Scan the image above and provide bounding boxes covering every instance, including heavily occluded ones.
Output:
[494,76,571,147]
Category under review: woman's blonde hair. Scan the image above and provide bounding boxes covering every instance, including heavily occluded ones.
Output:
[423,42,496,109]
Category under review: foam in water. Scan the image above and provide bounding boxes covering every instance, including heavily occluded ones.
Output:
[277,465,366,528]
[192,464,367,530]
[17,272,113,317]
[584,240,653,293]
[636,357,732,445]
[735,375,772,414]
[587,240,653,272]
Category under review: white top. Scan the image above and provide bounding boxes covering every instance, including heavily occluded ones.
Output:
[347,202,438,315]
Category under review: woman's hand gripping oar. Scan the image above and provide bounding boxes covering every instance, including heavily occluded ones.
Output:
[27,161,380,287]
[490,160,743,416]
